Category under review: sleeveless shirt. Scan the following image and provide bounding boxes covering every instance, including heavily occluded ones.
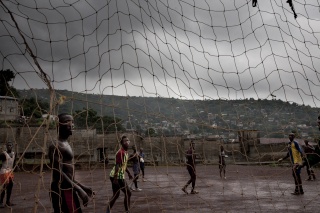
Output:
[0,151,15,174]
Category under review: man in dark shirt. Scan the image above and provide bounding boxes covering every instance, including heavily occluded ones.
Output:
[303,140,316,181]
[182,140,198,194]
[48,113,94,213]
[139,148,146,181]
[297,117,320,176]
[219,145,227,179]
[129,145,142,191]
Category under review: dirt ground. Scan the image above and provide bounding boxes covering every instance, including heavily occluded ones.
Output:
[1,164,320,213]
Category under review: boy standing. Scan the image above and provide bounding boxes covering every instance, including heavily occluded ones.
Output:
[182,141,198,194]
[0,141,15,208]
[106,136,133,213]
[278,133,304,195]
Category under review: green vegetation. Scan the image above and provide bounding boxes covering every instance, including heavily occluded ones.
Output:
[20,97,49,119]
[73,107,125,133]
[146,127,157,137]
[0,69,19,97]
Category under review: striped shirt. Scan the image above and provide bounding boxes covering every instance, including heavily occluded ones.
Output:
[110,148,128,179]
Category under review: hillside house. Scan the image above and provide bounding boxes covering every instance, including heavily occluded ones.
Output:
[0,96,19,121]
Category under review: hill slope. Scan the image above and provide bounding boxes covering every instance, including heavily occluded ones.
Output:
[17,89,320,137]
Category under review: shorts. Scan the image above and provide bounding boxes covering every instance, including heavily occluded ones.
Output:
[50,182,82,213]
[133,163,140,175]
[187,166,196,177]
[219,164,226,170]
[110,177,127,193]
[0,172,14,185]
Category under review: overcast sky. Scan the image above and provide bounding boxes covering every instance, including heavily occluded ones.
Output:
[1,0,320,107]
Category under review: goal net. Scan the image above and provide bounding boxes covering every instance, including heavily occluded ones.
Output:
[1,0,320,212]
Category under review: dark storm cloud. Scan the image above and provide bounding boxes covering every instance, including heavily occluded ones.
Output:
[1,0,320,106]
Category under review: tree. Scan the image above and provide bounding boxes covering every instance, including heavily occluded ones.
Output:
[0,69,19,97]
[146,127,157,137]
[180,122,187,130]
[20,97,49,119]
[73,108,125,132]
[126,121,132,130]
[73,108,99,129]
[99,115,125,133]
[136,124,142,131]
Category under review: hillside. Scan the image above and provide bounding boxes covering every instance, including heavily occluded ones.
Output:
[17,89,320,138]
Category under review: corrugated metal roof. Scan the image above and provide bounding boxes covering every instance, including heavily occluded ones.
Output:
[0,96,18,100]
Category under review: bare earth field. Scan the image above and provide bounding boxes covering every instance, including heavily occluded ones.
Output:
[2,164,320,213]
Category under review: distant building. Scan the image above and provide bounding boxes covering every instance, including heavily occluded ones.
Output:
[259,138,306,145]
[0,96,19,121]
[186,117,196,123]
[42,114,56,122]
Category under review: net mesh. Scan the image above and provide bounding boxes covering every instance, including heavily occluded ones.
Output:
[1,0,320,212]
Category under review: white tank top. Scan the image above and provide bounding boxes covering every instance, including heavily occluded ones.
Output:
[0,151,15,174]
